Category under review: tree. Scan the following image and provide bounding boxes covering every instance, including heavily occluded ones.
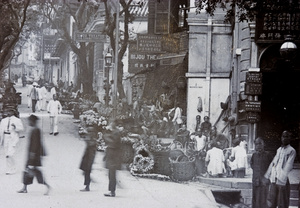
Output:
[194,0,266,22]
[0,0,31,73]
[37,0,99,94]
[103,0,137,99]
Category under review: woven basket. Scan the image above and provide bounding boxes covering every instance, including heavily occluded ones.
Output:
[170,158,196,181]
[152,151,172,176]
[121,143,134,164]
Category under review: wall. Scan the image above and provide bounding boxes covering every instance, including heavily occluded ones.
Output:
[186,11,232,132]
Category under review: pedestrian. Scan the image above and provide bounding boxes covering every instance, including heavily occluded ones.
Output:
[30,82,39,113]
[227,138,248,178]
[39,84,48,111]
[79,126,98,192]
[17,114,50,195]
[50,83,57,99]
[172,102,183,136]
[205,142,225,178]
[250,137,273,208]
[0,108,24,174]
[200,116,212,137]
[263,130,296,208]
[27,83,33,108]
[47,94,62,136]
[103,120,122,197]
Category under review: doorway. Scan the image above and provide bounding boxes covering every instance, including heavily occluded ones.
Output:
[258,44,300,157]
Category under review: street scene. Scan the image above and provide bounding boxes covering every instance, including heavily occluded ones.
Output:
[1,1,300,208]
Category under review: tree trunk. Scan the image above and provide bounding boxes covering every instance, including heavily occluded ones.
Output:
[117,60,125,99]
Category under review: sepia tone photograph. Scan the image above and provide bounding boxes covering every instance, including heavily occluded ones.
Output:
[0,0,299,207]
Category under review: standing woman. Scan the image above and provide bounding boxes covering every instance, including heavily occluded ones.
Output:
[103,120,122,197]
[18,114,50,195]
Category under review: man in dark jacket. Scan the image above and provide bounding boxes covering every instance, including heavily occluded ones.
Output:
[103,120,122,197]
[17,114,50,195]
[250,137,273,208]
[79,127,98,192]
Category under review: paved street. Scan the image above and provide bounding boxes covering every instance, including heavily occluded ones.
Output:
[0,83,222,208]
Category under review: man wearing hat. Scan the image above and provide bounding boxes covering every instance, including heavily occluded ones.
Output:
[0,107,24,174]
[18,114,50,195]
[30,82,39,113]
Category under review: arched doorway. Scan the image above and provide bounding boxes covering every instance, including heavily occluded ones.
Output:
[258,43,300,158]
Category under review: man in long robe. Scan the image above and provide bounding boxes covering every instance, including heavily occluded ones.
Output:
[263,131,296,208]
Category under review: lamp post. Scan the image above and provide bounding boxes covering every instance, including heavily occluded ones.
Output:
[104,49,113,107]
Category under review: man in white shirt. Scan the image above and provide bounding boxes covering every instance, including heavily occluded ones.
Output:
[27,84,33,108]
[47,94,62,136]
[263,130,296,208]
[0,108,24,174]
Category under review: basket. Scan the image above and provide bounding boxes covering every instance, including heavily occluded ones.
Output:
[121,143,134,164]
[170,158,196,181]
[152,151,172,176]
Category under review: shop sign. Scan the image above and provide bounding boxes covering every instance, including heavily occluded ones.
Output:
[245,101,261,112]
[247,112,260,123]
[129,43,159,73]
[137,34,162,52]
[246,72,262,83]
[245,83,262,95]
[75,32,105,42]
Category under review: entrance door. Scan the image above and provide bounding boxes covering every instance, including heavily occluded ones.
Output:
[258,44,300,157]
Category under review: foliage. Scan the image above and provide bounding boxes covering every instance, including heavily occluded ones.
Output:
[194,0,268,22]
[0,0,30,72]
[36,0,99,94]
[103,0,137,99]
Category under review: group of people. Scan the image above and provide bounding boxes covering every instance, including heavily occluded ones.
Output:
[27,82,62,135]
[0,106,122,197]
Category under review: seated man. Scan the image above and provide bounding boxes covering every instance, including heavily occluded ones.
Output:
[205,143,225,178]
[226,139,248,178]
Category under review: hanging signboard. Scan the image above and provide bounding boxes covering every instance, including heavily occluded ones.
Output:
[137,34,162,52]
[247,112,261,123]
[75,32,105,42]
[245,83,262,95]
[246,72,262,83]
[129,43,159,73]
[245,101,261,112]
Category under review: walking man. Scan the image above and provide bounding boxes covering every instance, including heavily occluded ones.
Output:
[263,130,296,208]
[30,82,39,113]
[0,108,24,174]
[18,114,50,195]
[79,127,98,192]
[27,83,33,108]
[103,120,122,197]
[47,94,62,136]
[250,137,273,208]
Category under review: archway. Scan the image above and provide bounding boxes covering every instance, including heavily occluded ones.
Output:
[258,43,300,157]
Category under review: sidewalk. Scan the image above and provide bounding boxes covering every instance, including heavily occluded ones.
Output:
[5,82,299,208]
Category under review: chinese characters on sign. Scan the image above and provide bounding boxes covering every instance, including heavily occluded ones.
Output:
[255,2,300,42]
[137,34,162,52]
[75,32,105,42]
[128,43,159,74]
